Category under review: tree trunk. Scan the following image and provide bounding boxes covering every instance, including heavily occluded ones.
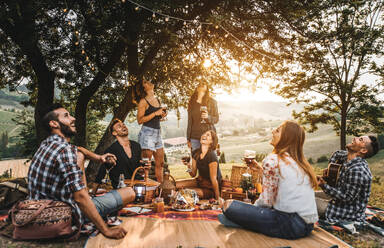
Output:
[85,85,138,181]
[34,70,55,142]
[0,1,55,142]
[74,41,128,147]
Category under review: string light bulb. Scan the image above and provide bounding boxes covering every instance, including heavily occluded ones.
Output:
[225,33,229,38]
[81,50,85,54]
[152,13,155,18]
[75,31,79,35]
[215,25,219,29]
[75,41,79,46]
[86,56,89,61]
[63,8,67,13]
[183,21,187,25]
[68,21,71,25]
[121,0,125,2]
[135,6,139,11]
[165,16,169,22]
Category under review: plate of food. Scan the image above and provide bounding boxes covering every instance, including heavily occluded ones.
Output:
[172,202,195,212]
[199,203,220,210]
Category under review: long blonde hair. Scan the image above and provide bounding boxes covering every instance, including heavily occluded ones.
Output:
[273,121,318,188]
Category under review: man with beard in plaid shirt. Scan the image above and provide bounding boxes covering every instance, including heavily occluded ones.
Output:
[317,136,379,226]
[28,103,135,239]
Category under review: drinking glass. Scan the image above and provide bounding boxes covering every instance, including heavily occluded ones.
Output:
[181,154,192,172]
[200,106,208,123]
[243,150,256,165]
[160,104,168,121]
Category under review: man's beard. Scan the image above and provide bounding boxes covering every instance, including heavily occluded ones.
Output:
[58,121,76,138]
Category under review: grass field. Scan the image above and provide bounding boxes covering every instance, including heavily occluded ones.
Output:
[219,124,353,163]
[0,110,19,136]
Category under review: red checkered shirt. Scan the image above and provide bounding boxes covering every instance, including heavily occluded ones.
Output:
[28,134,85,223]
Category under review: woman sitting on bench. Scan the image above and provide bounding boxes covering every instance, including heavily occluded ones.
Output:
[176,130,222,200]
[219,121,318,240]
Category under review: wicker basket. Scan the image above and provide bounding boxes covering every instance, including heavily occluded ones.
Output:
[230,165,262,187]
[126,167,160,204]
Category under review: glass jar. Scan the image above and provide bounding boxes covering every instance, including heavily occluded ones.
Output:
[153,197,164,213]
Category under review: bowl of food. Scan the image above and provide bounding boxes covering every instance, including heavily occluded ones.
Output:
[171,189,198,211]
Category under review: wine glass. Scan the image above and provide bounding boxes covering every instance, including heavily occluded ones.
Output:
[160,104,168,121]
[243,150,256,165]
[200,106,208,123]
[102,167,112,184]
[181,154,192,172]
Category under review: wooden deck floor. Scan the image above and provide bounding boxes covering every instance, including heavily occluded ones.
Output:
[85,217,350,248]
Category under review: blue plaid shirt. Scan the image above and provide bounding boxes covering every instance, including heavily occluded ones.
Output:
[322,150,372,223]
[28,134,85,223]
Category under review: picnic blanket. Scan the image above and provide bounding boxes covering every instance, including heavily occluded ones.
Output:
[85,217,351,248]
[317,205,384,236]
[120,205,221,221]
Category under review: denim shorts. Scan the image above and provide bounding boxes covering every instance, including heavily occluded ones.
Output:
[138,126,163,151]
[90,190,123,219]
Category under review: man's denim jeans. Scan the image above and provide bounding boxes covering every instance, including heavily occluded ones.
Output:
[220,200,314,240]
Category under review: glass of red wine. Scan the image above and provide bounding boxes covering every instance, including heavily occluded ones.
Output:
[181,155,192,172]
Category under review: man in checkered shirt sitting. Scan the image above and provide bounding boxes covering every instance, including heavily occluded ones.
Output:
[28,103,135,239]
[317,136,379,226]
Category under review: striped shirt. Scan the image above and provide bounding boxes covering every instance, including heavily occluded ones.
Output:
[322,150,372,223]
[28,134,85,223]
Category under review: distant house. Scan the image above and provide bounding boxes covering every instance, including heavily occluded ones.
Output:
[163,137,188,152]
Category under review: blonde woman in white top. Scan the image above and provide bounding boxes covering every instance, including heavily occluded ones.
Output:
[218,121,318,239]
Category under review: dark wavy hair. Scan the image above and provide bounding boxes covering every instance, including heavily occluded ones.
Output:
[193,130,219,159]
[188,82,211,111]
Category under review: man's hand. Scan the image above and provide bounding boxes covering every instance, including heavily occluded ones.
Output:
[249,160,262,172]
[99,153,117,165]
[317,176,326,187]
[201,111,209,119]
[322,168,328,177]
[187,141,191,148]
[102,226,127,239]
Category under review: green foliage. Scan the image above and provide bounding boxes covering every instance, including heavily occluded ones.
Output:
[317,155,328,163]
[272,0,384,149]
[308,157,314,164]
[0,90,28,103]
[0,131,8,150]
[219,152,226,163]
[0,169,11,179]
[255,153,267,162]
[11,110,38,157]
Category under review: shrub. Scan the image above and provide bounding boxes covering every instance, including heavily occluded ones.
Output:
[255,153,267,162]
[308,158,314,164]
[317,155,328,163]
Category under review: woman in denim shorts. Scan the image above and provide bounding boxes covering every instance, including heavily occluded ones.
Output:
[137,79,167,182]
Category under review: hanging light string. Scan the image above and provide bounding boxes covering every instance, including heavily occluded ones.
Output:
[62,0,289,76]
[62,7,101,74]
[124,0,279,62]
